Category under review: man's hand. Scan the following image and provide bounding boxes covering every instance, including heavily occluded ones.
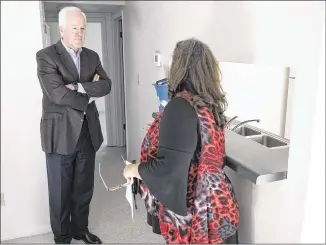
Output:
[65,73,99,91]
[92,73,100,82]
[65,84,75,90]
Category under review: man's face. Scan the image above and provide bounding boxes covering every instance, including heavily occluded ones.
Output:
[60,11,86,50]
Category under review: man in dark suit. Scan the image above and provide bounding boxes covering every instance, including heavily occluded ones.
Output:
[36,6,111,244]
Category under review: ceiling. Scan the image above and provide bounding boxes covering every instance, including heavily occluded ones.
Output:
[44,2,123,14]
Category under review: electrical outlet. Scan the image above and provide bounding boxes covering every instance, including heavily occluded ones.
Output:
[1,192,5,206]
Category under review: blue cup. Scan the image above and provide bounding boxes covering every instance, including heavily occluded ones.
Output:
[153,79,169,112]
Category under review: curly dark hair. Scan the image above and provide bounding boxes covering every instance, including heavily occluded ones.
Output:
[168,38,228,127]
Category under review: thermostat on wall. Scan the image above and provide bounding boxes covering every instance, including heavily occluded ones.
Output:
[154,51,162,67]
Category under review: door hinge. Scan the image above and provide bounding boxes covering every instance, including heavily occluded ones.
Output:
[120,31,123,38]
[123,123,126,130]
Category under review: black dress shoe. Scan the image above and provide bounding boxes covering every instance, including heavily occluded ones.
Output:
[54,235,72,244]
[74,232,102,244]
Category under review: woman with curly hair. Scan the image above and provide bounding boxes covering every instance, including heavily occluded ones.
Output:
[123,38,240,244]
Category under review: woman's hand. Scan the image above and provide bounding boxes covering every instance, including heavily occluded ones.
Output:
[123,162,141,181]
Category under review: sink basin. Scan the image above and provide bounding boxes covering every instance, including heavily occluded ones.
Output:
[249,135,288,148]
[233,126,261,136]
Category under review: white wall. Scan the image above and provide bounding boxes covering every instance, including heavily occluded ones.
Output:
[123,0,324,157]
[281,2,325,242]
[220,62,288,136]
[123,1,325,242]
[123,1,258,160]
[301,21,325,243]
[1,1,50,241]
[123,1,324,159]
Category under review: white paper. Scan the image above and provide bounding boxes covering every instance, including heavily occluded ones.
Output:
[125,160,134,222]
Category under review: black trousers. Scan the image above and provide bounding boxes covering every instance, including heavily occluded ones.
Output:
[46,117,96,244]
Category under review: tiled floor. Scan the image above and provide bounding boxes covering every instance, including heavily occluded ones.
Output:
[3,147,164,243]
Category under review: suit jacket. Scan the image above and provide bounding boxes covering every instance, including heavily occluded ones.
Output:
[36,40,112,155]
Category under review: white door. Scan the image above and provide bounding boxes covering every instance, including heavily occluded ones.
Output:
[44,23,51,47]
[83,22,108,146]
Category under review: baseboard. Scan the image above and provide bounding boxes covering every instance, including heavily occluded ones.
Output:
[1,224,51,242]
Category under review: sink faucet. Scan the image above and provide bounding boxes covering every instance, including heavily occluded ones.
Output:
[225,116,238,129]
[231,119,260,131]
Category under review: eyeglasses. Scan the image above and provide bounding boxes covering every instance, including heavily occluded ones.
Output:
[107,182,130,191]
[99,155,131,192]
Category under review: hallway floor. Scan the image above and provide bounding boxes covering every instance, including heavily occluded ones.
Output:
[3,147,164,243]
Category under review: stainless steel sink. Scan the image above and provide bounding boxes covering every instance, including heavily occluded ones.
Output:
[228,117,290,149]
[249,135,288,148]
[233,126,262,136]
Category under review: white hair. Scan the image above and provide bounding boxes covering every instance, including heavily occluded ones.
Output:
[58,6,87,27]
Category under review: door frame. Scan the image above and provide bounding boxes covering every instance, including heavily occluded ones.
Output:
[112,10,128,151]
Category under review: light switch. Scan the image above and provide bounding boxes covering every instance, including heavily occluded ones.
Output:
[154,51,162,67]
